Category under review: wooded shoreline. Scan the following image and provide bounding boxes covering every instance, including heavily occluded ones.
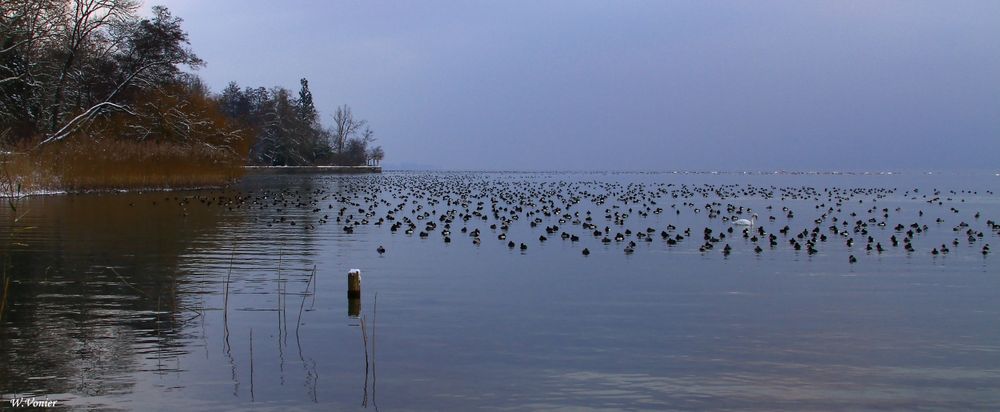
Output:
[1,2,386,195]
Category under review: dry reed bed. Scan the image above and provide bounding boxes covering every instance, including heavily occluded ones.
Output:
[2,139,246,194]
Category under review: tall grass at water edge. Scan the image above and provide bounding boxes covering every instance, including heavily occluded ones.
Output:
[1,138,247,194]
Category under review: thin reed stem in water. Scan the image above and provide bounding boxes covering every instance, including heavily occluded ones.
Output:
[224,242,235,352]
[225,243,234,311]
[249,328,255,402]
[296,265,317,339]
[276,247,283,345]
[373,292,378,410]
[361,314,370,407]
[0,274,10,321]
[310,266,318,310]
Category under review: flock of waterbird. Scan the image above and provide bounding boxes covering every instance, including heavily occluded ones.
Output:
[145,174,996,264]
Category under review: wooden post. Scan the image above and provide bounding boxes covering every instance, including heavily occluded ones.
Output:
[348,269,362,317]
[348,269,362,298]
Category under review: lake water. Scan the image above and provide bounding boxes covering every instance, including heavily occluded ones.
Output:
[1,171,998,410]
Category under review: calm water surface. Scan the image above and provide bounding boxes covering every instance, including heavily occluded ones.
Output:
[1,171,998,410]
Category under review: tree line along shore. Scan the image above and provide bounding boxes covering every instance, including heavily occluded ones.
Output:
[1,1,383,195]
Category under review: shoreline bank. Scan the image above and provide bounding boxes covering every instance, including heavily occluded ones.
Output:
[243,165,382,174]
[0,164,383,198]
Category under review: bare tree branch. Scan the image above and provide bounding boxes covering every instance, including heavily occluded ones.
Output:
[36,101,137,146]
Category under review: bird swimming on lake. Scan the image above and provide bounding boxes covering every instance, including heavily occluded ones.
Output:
[733,213,757,226]
[227,174,993,268]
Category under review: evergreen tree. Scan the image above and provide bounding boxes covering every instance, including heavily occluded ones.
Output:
[296,78,317,126]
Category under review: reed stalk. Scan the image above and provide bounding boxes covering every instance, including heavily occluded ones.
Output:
[249,328,255,402]
[224,242,235,352]
[372,292,378,410]
[361,314,369,407]
[0,272,10,321]
[296,265,317,338]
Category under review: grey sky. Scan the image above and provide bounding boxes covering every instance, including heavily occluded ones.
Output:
[147,1,1000,171]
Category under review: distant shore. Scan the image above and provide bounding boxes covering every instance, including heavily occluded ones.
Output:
[244,165,382,175]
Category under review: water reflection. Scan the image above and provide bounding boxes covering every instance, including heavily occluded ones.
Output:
[0,175,341,407]
[0,192,228,402]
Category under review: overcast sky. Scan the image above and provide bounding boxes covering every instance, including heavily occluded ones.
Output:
[145,1,1000,171]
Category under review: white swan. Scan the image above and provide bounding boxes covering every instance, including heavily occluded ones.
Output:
[733,213,757,226]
